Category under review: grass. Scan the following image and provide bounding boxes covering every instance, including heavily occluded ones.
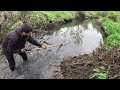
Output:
[89,66,110,79]
[106,34,120,47]
[26,11,77,29]
[40,11,76,21]
[103,18,120,35]
[102,12,120,50]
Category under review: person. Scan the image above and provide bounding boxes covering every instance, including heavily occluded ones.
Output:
[2,23,47,71]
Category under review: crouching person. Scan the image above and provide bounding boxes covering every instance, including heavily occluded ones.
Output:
[2,23,47,71]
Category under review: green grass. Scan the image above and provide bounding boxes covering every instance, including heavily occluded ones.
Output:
[101,12,120,50]
[89,66,110,79]
[84,11,108,19]
[105,34,120,48]
[106,11,120,22]
[40,11,76,21]
[27,11,48,28]
[27,11,77,29]
[103,18,120,35]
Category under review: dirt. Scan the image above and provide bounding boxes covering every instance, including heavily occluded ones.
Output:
[53,46,120,79]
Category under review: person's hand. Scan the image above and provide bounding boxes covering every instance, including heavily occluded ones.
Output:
[41,44,47,49]
[21,48,27,53]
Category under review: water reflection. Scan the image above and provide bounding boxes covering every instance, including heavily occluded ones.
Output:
[44,20,103,56]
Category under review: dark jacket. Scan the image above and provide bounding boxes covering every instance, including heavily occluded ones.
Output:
[2,28,42,54]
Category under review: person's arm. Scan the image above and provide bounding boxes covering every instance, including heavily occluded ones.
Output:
[7,38,21,53]
[27,36,42,47]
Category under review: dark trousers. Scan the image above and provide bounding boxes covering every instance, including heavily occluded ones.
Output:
[2,48,27,71]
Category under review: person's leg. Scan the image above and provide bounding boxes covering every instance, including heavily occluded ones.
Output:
[2,48,15,71]
[18,53,28,61]
[5,53,15,71]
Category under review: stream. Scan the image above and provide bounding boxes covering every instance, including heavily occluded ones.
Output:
[0,20,103,79]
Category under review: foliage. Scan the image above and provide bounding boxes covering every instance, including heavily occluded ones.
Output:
[103,18,120,35]
[40,11,75,21]
[84,11,108,19]
[105,34,120,48]
[99,11,120,50]
[10,21,23,30]
[106,11,120,22]
[89,66,110,79]
[27,11,48,29]
[26,11,76,29]
[84,11,98,18]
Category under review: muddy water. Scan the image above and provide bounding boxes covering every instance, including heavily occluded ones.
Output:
[0,20,103,79]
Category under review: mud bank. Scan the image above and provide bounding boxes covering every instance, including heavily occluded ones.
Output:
[54,46,120,79]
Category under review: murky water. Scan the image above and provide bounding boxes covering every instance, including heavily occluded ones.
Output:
[0,20,103,79]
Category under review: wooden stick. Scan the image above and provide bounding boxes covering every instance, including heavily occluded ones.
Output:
[26,45,58,51]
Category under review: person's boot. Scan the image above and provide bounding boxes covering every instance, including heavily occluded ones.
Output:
[10,66,15,71]
[22,56,28,61]
[9,63,15,71]
[23,58,28,61]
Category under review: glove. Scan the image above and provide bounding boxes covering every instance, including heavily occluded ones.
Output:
[21,48,27,53]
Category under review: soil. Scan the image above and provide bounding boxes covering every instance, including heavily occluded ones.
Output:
[53,46,120,79]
